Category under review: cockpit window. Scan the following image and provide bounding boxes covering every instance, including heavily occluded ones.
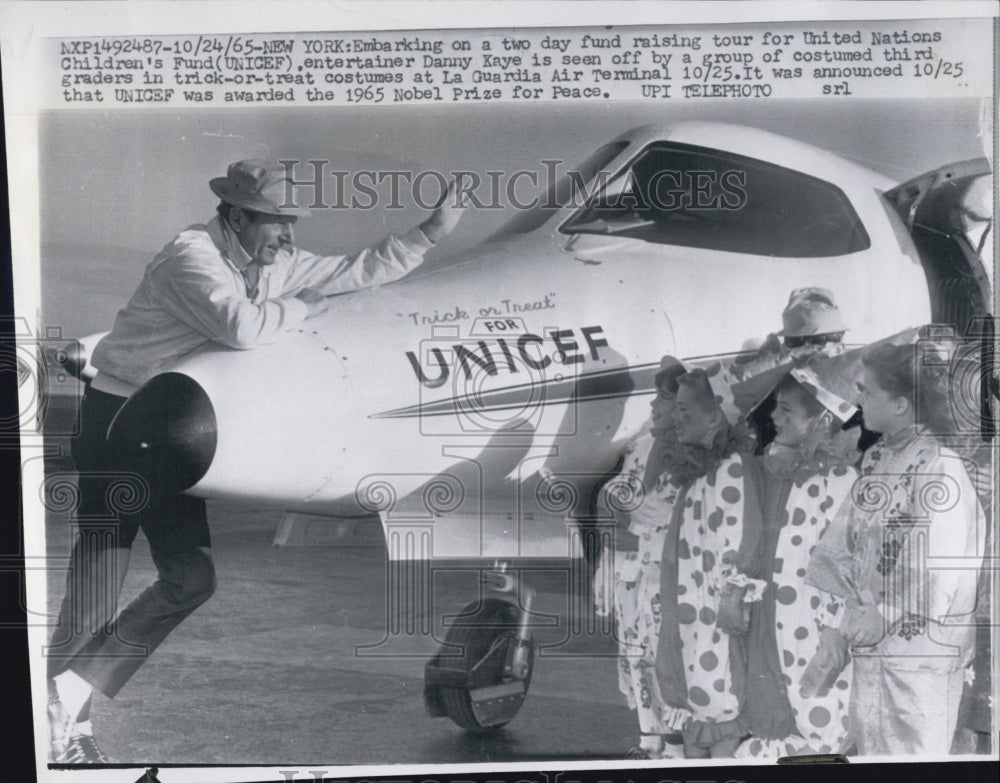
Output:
[492,141,630,237]
[560,142,870,258]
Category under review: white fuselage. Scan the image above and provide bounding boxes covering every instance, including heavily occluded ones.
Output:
[111,123,933,555]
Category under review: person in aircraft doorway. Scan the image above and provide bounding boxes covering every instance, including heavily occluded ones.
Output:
[733,287,848,381]
[733,287,868,453]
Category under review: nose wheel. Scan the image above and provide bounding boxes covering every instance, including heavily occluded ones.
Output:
[425,568,535,731]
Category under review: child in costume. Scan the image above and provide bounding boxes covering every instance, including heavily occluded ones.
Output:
[734,362,861,757]
[653,363,765,758]
[807,339,985,755]
[595,357,692,759]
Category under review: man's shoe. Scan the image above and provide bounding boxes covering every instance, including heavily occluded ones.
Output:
[47,699,75,761]
[60,734,110,764]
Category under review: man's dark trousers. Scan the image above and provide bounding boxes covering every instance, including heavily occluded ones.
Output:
[47,387,216,698]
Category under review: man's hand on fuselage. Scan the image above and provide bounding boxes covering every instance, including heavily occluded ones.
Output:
[419,176,471,244]
[290,286,330,319]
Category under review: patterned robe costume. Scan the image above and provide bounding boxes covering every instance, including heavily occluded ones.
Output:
[598,434,679,737]
[807,427,985,755]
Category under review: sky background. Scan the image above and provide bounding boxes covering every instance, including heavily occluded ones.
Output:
[40,97,991,337]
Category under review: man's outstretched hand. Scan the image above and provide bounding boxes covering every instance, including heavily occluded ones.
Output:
[291,286,329,319]
[420,176,471,243]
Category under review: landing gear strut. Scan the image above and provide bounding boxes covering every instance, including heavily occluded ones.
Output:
[424,566,536,731]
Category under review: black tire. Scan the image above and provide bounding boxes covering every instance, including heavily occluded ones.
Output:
[439,598,534,732]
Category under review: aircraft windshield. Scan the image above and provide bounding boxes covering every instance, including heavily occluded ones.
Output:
[491,141,630,237]
[560,141,871,258]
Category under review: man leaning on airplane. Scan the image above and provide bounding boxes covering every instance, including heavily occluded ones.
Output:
[46,160,468,762]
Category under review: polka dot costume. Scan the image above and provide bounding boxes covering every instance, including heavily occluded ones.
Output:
[773,470,855,754]
[665,453,751,724]
[737,465,856,758]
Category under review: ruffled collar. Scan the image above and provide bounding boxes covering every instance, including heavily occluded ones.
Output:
[652,424,747,487]
[764,443,833,482]
[763,426,860,483]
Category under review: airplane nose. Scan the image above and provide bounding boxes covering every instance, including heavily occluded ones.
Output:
[107,372,217,494]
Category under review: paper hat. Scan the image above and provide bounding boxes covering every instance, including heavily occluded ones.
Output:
[731,351,861,424]
[702,360,742,425]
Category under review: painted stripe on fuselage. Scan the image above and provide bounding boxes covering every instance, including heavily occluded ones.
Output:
[368,351,748,420]
[370,363,659,419]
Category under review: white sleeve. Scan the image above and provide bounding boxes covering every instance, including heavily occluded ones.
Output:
[151,250,308,349]
[282,226,434,296]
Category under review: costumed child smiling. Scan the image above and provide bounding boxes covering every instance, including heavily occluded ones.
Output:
[653,363,765,758]
[734,361,862,758]
[594,356,691,759]
[807,337,986,755]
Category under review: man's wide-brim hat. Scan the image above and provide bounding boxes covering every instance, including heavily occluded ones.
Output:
[778,287,846,337]
[210,159,312,217]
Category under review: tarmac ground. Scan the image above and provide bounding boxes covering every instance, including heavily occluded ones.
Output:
[42,457,637,767]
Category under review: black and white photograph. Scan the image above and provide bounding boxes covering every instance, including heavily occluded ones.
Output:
[2,2,998,781]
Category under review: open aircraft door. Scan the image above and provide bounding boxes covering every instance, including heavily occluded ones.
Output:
[883,158,995,439]
[883,158,992,333]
